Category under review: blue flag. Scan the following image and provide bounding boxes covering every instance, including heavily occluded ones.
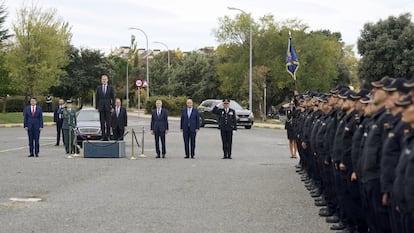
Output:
[286,32,299,80]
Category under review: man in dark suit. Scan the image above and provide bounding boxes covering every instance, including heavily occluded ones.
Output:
[212,99,237,159]
[53,98,65,146]
[95,74,115,141]
[24,97,44,157]
[151,100,169,158]
[111,98,127,140]
[180,99,200,159]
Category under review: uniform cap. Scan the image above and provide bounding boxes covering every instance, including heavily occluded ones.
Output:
[66,99,73,104]
[383,78,410,94]
[223,99,230,103]
[403,78,414,88]
[395,95,413,107]
[351,89,370,99]
[371,76,394,88]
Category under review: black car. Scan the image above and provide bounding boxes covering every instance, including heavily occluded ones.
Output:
[75,107,102,146]
[198,99,254,129]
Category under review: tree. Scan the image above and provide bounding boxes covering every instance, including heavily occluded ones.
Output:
[358,13,414,86]
[5,4,71,99]
[214,14,351,114]
[0,1,13,112]
[50,47,115,106]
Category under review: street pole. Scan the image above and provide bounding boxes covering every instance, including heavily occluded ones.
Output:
[126,62,129,109]
[129,27,150,99]
[264,83,267,121]
[228,6,252,111]
[153,41,170,96]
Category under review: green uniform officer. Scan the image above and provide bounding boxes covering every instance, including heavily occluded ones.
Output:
[59,100,77,154]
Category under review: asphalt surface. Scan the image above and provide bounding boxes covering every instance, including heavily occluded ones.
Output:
[0,116,331,233]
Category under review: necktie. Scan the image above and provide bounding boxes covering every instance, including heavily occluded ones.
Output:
[103,85,106,95]
[117,108,119,117]
[157,109,160,116]
[188,109,191,118]
[31,106,35,116]
[59,106,63,119]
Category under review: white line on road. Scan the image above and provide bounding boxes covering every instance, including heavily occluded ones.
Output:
[0,142,55,153]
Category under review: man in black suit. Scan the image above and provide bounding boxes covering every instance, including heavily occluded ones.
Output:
[212,99,237,159]
[111,98,127,140]
[151,100,169,158]
[180,99,200,159]
[95,74,115,141]
[53,98,65,146]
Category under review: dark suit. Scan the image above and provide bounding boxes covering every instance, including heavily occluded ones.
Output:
[53,105,64,145]
[24,105,44,155]
[95,84,115,140]
[111,106,127,140]
[151,108,169,156]
[212,106,237,158]
[180,108,200,158]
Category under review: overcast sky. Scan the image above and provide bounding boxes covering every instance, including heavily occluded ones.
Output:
[5,0,414,54]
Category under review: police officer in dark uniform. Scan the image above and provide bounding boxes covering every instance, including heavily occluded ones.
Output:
[380,78,411,233]
[212,99,237,159]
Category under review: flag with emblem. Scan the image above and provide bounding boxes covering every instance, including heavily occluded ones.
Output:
[286,31,300,80]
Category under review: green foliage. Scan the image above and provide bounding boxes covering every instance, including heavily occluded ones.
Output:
[50,46,115,105]
[214,14,351,114]
[358,13,414,86]
[0,112,53,124]
[5,5,71,98]
[145,96,188,116]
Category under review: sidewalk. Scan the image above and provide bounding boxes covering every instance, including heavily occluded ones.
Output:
[0,111,285,130]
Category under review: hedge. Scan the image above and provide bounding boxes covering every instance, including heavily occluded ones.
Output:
[145,96,194,116]
[0,96,61,113]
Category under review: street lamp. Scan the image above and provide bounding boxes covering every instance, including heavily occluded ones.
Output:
[153,41,170,96]
[227,6,253,111]
[128,27,150,99]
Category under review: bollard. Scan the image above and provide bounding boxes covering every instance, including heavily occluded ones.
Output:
[139,126,146,157]
[130,128,137,160]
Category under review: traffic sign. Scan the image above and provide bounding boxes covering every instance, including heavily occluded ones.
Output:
[135,79,143,88]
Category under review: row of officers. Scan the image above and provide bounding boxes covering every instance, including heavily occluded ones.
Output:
[287,76,414,233]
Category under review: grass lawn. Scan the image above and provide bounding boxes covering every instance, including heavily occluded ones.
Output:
[0,112,54,124]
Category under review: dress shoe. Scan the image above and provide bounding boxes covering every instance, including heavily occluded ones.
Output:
[184,156,189,159]
[330,222,346,230]
[191,156,194,159]
[28,154,34,157]
[319,208,333,217]
[162,155,165,158]
[222,157,228,159]
[314,200,327,206]
[326,215,340,223]
[311,192,321,198]
[295,164,301,168]
[156,155,160,158]
[228,156,232,159]
[55,143,59,146]
[35,154,39,157]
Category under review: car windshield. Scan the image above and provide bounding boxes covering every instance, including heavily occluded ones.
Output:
[217,101,244,110]
[77,110,100,121]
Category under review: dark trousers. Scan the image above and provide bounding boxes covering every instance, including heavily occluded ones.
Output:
[334,167,348,223]
[388,196,402,233]
[56,119,63,144]
[220,129,233,157]
[154,130,166,156]
[183,129,196,157]
[99,110,111,140]
[322,163,337,211]
[344,170,367,230]
[361,179,391,233]
[402,212,414,233]
[112,127,125,140]
[27,126,40,155]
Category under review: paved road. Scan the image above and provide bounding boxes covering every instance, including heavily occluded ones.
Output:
[0,117,331,233]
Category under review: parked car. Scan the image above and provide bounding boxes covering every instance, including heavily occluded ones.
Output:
[75,107,102,146]
[198,99,254,129]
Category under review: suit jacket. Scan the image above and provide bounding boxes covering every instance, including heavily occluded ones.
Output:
[111,106,127,129]
[212,106,237,131]
[53,105,64,123]
[180,108,200,132]
[151,108,169,132]
[24,105,44,129]
[59,108,77,129]
[95,84,115,111]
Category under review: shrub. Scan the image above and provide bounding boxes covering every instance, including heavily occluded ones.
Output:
[145,96,190,116]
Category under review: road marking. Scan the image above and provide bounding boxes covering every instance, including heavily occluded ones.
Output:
[0,142,55,153]
[9,197,42,202]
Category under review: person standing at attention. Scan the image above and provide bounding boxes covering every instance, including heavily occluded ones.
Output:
[24,97,44,157]
[180,99,200,159]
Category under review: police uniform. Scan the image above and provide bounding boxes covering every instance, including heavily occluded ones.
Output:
[59,100,77,154]
[212,99,237,159]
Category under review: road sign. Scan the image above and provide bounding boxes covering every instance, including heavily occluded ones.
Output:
[135,79,143,88]
[142,80,148,88]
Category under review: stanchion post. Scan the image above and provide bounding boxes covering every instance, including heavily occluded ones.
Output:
[140,126,146,157]
[130,128,137,160]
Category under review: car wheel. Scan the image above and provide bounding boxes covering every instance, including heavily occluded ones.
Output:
[200,116,205,127]
[245,125,252,129]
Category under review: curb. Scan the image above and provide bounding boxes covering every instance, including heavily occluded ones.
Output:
[0,122,55,128]
[253,124,285,130]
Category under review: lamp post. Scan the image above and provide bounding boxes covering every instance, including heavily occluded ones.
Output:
[128,27,150,99]
[227,6,252,111]
[153,41,170,96]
